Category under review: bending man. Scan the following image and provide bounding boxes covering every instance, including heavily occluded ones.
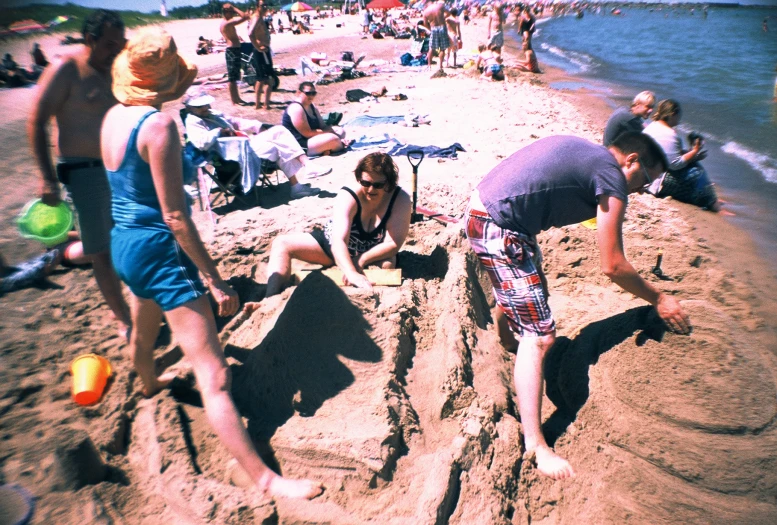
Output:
[465,133,691,480]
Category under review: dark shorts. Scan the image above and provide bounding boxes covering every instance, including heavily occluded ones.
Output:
[60,159,112,255]
[251,48,274,82]
[112,228,206,311]
[310,228,335,261]
[225,46,242,82]
[465,204,555,337]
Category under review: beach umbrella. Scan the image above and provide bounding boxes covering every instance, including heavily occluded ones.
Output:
[48,15,70,27]
[9,19,48,34]
[366,0,404,9]
[282,2,314,11]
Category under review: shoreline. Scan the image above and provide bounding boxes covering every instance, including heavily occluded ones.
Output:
[1,11,776,524]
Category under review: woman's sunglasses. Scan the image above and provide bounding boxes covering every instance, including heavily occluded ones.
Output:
[358,179,387,190]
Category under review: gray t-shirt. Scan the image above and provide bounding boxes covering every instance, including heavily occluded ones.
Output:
[603,106,643,147]
[477,136,628,236]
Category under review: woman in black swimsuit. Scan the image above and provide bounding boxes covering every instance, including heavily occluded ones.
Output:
[265,152,412,296]
[281,81,349,156]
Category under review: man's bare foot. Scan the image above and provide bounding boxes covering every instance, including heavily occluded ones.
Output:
[262,474,324,500]
[526,445,575,480]
[141,371,177,398]
[228,460,324,499]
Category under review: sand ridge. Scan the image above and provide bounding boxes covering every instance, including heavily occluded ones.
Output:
[1,11,777,525]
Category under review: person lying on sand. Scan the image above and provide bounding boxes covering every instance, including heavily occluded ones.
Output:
[465,133,691,480]
[101,27,323,500]
[0,237,88,295]
[263,152,412,297]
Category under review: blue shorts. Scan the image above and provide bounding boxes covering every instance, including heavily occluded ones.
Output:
[112,228,206,311]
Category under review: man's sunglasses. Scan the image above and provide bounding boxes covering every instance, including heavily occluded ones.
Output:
[302,90,317,96]
[358,179,387,190]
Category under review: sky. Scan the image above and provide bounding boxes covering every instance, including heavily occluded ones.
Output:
[6,0,777,13]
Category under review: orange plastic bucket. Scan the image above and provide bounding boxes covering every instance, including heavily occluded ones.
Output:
[70,354,112,406]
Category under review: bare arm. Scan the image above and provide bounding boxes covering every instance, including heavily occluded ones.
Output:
[597,195,690,333]
[28,58,74,205]
[247,15,268,50]
[140,113,238,316]
[329,191,372,290]
[357,191,411,268]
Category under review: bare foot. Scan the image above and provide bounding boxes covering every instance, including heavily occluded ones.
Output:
[526,445,575,480]
[228,460,324,500]
[141,371,177,398]
[262,474,324,500]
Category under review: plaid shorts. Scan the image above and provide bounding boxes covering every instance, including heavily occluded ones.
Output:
[429,26,450,52]
[465,204,555,337]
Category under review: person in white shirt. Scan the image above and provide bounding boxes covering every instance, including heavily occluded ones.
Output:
[183,89,329,199]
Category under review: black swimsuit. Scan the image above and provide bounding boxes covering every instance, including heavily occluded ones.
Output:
[311,186,401,259]
[282,101,319,150]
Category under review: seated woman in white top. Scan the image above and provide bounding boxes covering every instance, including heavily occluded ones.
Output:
[643,99,720,211]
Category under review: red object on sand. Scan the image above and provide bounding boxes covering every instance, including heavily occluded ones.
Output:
[366,0,405,9]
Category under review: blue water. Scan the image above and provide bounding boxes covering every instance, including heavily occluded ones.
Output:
[533,6,777,264]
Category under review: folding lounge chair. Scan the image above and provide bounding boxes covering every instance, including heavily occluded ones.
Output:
[180,108,249,208]
[240,42,280,91]
[180,108,280,207]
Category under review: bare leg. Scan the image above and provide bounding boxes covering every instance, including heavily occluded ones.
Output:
[229,81,246,105]
[129,294,174,397]
[494,306,518,352]
[305,133,345,156]
[91,251,131,337]
[254,81,264,108]
[165,296,323,499]
[261,80,272,108]
[515,332,575,480]
[265,233,332,297]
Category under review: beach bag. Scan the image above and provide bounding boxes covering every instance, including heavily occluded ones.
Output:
[400,52,413,66]
[346,89,371,102]
[372,30,384,39]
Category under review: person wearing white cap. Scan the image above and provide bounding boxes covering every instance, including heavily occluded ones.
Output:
[183,88,329,199]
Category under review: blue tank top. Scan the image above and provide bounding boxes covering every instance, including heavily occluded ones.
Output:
[107,110,189,232]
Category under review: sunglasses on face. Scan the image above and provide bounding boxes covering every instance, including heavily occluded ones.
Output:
[302,90,317,96]
[358,179,387,190]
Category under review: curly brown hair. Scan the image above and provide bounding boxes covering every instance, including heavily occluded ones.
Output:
[353,152,399,191]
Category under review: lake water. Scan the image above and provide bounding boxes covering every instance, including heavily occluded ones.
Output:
[532,5,777,264]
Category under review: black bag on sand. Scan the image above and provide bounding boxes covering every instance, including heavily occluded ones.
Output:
[346,89,371,102]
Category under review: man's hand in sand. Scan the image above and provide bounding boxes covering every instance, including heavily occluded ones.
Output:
[210,280,240,316]
[656,292,691,334]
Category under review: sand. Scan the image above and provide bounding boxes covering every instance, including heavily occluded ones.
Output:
[2,10,777,525]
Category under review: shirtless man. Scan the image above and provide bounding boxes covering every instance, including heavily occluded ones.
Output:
[28,9,131,337]
[487,2,505,57]
[220,3,252,106]
[248,1,274,109]
[445,8,462,68]
[423,0,449,75]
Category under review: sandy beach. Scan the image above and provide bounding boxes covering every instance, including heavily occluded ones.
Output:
[2,10,777,524]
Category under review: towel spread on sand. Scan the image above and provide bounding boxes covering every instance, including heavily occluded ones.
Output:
[344,115,406,127]
[388,143,466,159]
[350,133,401,150]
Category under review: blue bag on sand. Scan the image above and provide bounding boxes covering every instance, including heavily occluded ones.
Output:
[400,52,413,66]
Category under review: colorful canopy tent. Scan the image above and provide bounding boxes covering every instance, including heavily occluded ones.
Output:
[9,19,48,34]
[366,0,405,9]
[281,2,314,11]
[48,15,70,27]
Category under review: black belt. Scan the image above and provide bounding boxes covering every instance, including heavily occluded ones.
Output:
[59,159,103,171]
